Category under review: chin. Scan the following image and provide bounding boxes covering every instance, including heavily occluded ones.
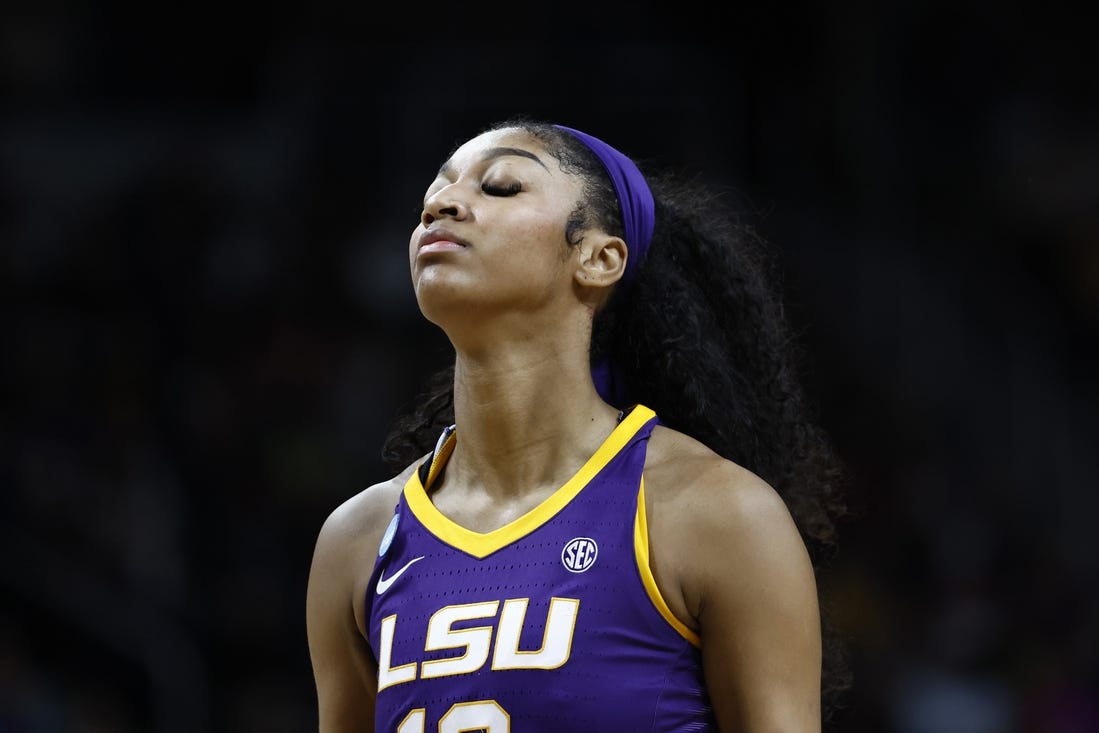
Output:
[413,278,478,328]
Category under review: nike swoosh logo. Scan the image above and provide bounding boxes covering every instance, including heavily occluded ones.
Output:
[376,556,425,595]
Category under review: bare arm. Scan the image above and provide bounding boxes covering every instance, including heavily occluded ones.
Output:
[694,467,821,731]
[648,440,822,733]
[306,478,406,731]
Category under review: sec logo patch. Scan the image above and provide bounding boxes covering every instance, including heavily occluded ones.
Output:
[561,537,599,573]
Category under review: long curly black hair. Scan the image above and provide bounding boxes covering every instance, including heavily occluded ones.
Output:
[382,117,851,721]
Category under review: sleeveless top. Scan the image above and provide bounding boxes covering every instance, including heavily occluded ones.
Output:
[364,404,716,731]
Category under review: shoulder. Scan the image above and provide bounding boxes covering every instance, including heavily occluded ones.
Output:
[312,457,424,566]
[307,456,428,640]
[645,424,791,531]
[643,424,813,616]
[644,425,822,729]
[306,459,428,727]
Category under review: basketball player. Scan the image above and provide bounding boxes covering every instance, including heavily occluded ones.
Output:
[306,118,847,731]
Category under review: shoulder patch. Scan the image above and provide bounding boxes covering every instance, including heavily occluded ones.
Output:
[379,512,400,557]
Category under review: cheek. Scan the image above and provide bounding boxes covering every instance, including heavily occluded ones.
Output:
[508,214,570,262]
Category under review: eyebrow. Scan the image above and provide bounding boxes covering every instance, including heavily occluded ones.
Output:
[438,146,549,175]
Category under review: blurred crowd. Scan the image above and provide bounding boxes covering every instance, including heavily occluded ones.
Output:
[2,5,1097,732]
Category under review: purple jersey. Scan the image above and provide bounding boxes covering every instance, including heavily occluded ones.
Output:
[365,405,716,731]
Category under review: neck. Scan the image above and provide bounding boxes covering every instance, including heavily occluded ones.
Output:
[446,337,621,499]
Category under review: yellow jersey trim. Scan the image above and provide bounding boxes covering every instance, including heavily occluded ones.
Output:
[404,405,657,559]
[634,479,702,647]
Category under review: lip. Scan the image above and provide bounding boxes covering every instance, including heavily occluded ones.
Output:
[417,228,470,253]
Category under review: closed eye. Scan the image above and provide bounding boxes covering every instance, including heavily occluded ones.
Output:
[482,181,522,196]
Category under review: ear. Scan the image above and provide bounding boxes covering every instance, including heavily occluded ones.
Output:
[573,233,628,290]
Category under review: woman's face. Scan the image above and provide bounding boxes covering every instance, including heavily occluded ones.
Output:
[409,128,587,329]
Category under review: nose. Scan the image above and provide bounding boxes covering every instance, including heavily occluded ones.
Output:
[421,183,470,227]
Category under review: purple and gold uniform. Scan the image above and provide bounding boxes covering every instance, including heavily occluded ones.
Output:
[365,405,716,731]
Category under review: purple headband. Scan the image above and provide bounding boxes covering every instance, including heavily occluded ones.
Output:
[554,125,655,288]
[555,125,655,408]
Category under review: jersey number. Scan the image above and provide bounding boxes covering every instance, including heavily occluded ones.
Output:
[399,701,509,732]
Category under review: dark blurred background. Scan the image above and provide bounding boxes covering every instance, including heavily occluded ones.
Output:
[3,3,1097,732]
